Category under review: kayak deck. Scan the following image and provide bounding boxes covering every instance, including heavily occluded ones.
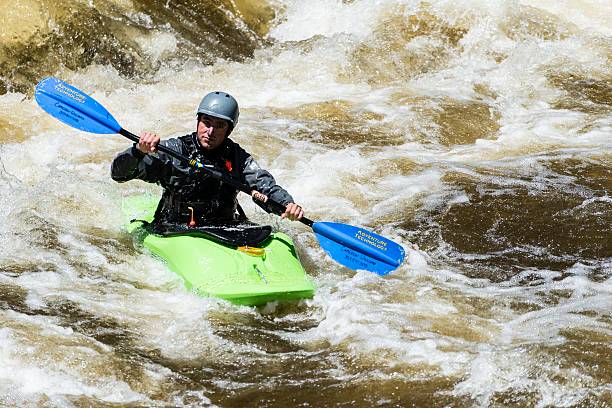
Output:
[124,196,315,306]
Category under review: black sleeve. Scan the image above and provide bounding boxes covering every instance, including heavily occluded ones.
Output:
[110,139,181,186]
[236,143,295,213]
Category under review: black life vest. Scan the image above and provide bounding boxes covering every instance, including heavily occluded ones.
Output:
[153,134,246,227]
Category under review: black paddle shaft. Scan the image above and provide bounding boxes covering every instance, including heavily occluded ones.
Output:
[119,128,314,227]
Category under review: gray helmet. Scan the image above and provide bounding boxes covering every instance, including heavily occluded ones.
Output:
[197,91,239,130]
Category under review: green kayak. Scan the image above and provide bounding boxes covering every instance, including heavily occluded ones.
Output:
[122,195,315,306]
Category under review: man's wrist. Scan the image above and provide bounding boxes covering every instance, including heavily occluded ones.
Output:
[132,143,146,158]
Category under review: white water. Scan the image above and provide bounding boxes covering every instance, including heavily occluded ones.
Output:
[0,0,610,406]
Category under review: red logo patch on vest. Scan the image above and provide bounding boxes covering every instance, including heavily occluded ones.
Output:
[225,160,233,172]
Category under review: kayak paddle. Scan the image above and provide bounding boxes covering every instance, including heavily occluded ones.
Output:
[35,77,405,275]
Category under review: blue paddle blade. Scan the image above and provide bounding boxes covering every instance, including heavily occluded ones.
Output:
[312,222,405,275]
[35,77,121,134]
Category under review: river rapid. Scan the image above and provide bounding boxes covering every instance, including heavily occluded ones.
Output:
[0,0,610,406]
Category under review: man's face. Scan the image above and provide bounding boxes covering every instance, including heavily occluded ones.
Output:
[197,115,230,150]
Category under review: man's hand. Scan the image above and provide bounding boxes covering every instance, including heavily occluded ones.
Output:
[282,203,304,221]
[251,192,304,221]
[137,131,160,154]
[251,190,268,203]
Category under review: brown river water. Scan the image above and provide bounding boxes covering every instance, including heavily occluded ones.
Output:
[0,0,610,406]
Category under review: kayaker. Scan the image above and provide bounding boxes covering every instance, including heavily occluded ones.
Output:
[111,91,304,229]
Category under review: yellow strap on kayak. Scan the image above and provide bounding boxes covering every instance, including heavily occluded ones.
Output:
[238,246,266,257]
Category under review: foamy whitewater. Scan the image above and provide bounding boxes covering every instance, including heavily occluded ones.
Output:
[0,0,610,406]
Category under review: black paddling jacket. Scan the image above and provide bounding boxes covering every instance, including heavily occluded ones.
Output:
[111,133,294,225]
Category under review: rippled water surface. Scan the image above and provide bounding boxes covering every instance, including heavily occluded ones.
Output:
[0,0,610,406]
